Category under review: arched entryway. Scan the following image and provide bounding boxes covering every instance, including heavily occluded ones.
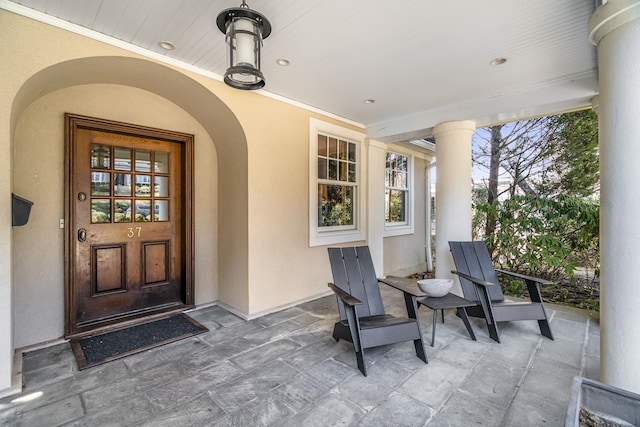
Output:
[9,56,250,346]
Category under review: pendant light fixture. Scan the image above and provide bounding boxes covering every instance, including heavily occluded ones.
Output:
[217,0,271,90]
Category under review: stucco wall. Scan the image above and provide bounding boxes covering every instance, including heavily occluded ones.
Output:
[246,102,329,314]
[241,96,367,314]
[383,155,430,277]
[12,84,218,348]
[1,9,430,355]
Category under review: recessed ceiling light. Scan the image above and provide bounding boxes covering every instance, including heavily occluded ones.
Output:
[364,99,376,104]
[158,41,176,50]
[276,58,290,66]
[490,57,507,66]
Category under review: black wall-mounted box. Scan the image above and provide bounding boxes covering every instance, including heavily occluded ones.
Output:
[12,193,34,226]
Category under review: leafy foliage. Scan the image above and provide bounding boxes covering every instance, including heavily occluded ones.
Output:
[386,190,406,222]
[475,194,599,280]
[319,184,353,227]
[546,110,599,197]
[472,110,600,281]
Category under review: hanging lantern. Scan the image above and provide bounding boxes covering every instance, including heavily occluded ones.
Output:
[217,1,271,90]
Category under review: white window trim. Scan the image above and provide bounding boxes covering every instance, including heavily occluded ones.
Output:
[384,148,415,237]
[309,118,367,247]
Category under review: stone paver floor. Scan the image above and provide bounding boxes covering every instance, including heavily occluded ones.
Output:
[0,286,600,426]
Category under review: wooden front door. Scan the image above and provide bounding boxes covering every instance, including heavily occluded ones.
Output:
[65,114,194,336]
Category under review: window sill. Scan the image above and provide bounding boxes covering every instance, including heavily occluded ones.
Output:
[384,224,414,237]
[309,228,366,247]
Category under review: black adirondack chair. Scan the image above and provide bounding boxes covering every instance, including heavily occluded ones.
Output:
[327,246,427,376]
[449,241,554,343]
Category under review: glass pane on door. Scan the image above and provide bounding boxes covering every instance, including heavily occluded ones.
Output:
[91,172,111,196]
[114,147,132,171]
[114,200,132,223]
[91,199,111,223]
[91,144,110,169]
[155,200,169,221]
[135,175,152,196]
[154,176,169,197]
[134,200,152,222]
[114,173,132,196]
[135,150,151,172]
[154,152,169,174]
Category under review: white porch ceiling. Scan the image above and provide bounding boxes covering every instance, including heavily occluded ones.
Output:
[2,0,598,142]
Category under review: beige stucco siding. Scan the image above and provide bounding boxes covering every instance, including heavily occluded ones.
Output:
[0,9,429,384]
[383,156,430,277]
[0,10,367,350]
[12,84,219,348]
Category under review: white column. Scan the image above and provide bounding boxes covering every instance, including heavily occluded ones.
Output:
[433,121,476,295]
[366,139,387,276]
[589,0,640,394]
[0,132,12,396]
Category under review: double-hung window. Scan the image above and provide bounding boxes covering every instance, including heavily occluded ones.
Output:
[309,118,365,246]
[317,135,357,228]
[385,151,414,235]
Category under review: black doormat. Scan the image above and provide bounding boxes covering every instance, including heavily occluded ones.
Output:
[70,313,208,370]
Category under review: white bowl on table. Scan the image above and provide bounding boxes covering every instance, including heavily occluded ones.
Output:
[417,279,453,298]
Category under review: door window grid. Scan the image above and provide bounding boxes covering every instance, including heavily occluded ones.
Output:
[90,144,170,224]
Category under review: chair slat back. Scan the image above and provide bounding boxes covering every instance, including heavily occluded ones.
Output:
[355,246,385,316]
[449,241,505,303]
[328,248,350,320]
[328,246,385,319]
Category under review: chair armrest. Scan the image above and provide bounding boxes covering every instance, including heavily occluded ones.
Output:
[495,269,554,286]
[328,283,362,306]
[451,270,499,288]
[378,276,425,297]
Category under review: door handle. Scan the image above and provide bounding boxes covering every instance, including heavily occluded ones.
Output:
[78,228,87,242]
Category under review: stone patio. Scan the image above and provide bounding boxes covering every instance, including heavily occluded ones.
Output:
[0,285,600,426]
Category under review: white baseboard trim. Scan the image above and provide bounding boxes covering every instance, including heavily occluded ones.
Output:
[0,351,23,399]
[214,301,249,320]
[2,337,71,398]
[213,290,334,321]
[245,290,334,321]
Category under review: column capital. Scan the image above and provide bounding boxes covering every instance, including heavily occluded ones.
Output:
[589,0,640,45]
[432,120,476,139]
[365,139,387,151]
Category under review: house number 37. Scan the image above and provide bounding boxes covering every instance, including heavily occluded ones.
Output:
[127,227,142,238]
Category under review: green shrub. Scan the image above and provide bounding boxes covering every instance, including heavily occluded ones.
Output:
[475,194,599,280]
